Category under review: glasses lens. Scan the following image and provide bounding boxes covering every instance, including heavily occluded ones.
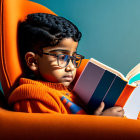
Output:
[58,54,69,68]
[57,54,84,68]
[73,55,82,68]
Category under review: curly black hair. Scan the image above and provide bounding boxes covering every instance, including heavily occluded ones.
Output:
[18,13,82,76]
[18,13,82,54]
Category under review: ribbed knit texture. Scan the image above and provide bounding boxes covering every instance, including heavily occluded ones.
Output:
[8,78,86,114]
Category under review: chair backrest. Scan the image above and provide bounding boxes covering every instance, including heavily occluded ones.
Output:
[0,0,56,98]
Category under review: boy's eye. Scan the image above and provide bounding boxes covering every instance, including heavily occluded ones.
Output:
[59,54,68,61]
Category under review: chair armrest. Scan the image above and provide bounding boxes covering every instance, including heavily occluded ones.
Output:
[0,108,140,140]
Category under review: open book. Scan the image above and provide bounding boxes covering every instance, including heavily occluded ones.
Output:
[73,58,140,115]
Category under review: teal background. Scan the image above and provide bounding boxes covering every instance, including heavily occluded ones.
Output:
[31,0,140,76]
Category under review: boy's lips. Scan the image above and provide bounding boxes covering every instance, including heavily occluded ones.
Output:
[63,75,73,81]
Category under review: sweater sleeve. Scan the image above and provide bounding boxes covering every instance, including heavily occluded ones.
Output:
[8,84,69,114]
[13,100,66,113]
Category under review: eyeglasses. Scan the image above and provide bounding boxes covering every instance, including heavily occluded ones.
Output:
[42,52,84,68]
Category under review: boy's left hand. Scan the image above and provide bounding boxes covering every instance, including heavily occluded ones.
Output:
[93,102,124,117]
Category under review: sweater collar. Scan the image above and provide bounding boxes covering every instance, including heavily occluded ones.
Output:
[19,78,69,91]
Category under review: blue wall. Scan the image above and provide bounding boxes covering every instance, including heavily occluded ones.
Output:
[31,0,140,76]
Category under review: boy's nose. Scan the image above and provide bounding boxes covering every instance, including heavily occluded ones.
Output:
[65,60,75,71]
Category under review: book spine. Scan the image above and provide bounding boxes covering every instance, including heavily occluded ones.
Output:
[115,84,136,107]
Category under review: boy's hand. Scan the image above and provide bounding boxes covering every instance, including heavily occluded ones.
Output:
[93,102,124,117]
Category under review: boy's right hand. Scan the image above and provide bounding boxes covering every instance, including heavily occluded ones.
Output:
[93,102,124,117]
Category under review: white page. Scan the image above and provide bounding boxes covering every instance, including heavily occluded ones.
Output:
[123,84,140,119]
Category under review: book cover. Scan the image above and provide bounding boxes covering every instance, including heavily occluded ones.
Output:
[73,58,139,114]
[123,84,140,119]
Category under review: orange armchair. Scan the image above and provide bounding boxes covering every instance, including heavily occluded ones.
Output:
[0,0,140,140]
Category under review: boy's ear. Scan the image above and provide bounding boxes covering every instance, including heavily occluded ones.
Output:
[25,52,38,71]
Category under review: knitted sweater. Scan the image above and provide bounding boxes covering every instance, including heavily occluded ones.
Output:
[8,78,86,114]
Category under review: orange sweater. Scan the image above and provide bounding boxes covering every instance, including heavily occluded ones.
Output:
[8,78,86,114]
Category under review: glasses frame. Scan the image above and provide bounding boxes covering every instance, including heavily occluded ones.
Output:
[42,52,85,68]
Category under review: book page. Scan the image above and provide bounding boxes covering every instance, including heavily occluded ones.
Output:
[128,74,140,85]
[126,63,140,80]
[89,58,127,81]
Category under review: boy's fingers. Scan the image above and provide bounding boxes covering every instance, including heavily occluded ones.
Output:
[113,107,125,117]
[113,106,124,112]
[120,108,125,116]
[94,102,105,115]
[116,111,125,117]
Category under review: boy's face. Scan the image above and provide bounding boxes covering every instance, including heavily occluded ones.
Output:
[29,38,78,87]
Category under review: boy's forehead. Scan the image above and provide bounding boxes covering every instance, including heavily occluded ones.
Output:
[43,38,78,53]
[43,46,77,53]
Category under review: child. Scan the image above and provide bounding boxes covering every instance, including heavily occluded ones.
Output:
[8,13,124,117]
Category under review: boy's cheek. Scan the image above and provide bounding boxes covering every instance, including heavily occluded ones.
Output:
[73,69,77,79]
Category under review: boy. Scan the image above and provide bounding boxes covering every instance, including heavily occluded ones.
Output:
[8,13,124,116]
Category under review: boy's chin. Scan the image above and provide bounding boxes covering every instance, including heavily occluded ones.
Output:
[61,81,71,87]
